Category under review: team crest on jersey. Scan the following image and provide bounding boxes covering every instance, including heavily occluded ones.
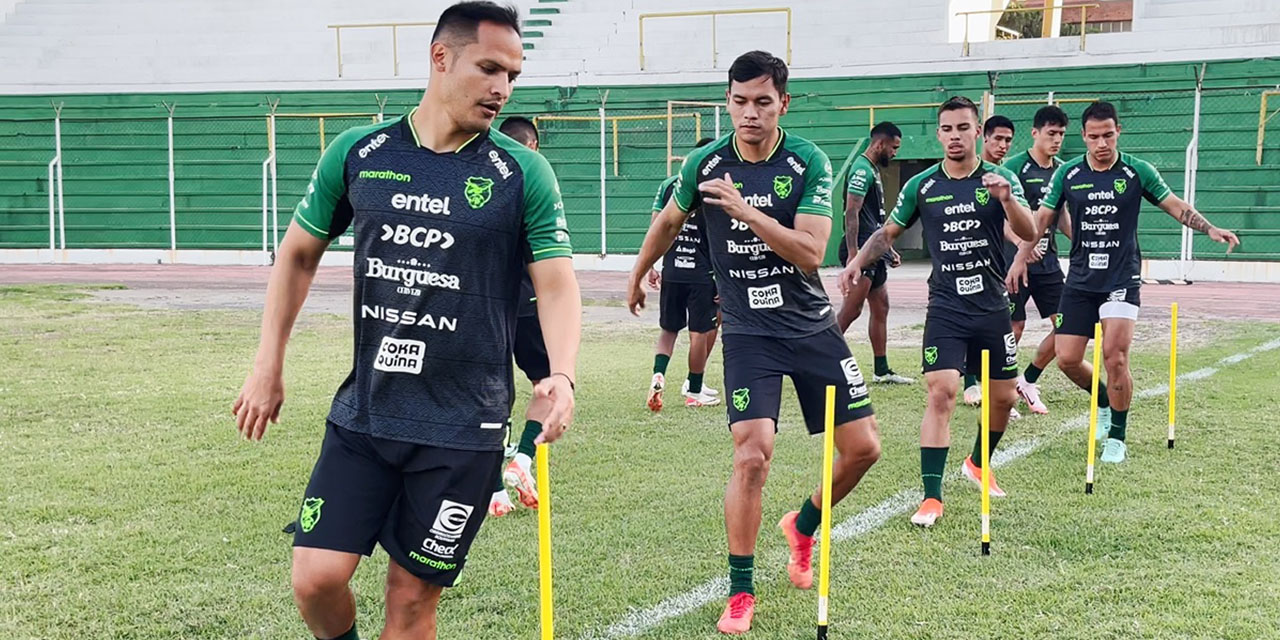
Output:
[974,187,991,206]
[464,176,494,209]
[773,175,793,198]
[924,346,939,365]
[1113,178,1128,195]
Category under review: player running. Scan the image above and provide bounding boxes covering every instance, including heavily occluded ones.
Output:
[231,5,580,640]
[647,138,722,411]
[628,51,882,635]
[1003,105,1072,416]
[1022,101,1239,463]
[847,96,1036,527]
[836,122,912,385]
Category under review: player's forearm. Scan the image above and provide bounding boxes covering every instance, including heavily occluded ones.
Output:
[855,227,894,269]
[747,210,826,271]
[1175,205,1215,234]
[630,213,682,280]
[535,269,582,382]
[843,207,860,263]
[1027,206,1056,249]
[254,235,322,372]
[1003,198,1036,241]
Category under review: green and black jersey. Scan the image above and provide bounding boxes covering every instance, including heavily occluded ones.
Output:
[652,175,713,285]
[293,110,572,450]
[1040,151,1172,293]
[1003,149,1064,275]
[889,161,1028,315]
[844,153,887,259]
[671,129,835,338]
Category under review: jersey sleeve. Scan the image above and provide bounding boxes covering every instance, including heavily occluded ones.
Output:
[1040,162,1067,211]
[888,175,922,228]
[521,153,573,262]
[796,147,834,217]
[1134,157,1174,205]
[846,157,872,197]
[652,176,677,212]
[995,165,1029,209]
[292,128,362,240]
[672,153,703,213]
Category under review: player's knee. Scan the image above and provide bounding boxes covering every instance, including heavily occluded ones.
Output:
[1103,348,1129,373]
[926,385,957,411]
[991,385,1018,411]
[733,447,771,485]
[290,560,349,606]
[1056,347,1083,370]
[384,569,442,619]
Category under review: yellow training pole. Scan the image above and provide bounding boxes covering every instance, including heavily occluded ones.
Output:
[537,443,554,640]
[1168,303,1179,449]
[1085,323,1102,494]
[981,350,991,556]
[816,385,835,640]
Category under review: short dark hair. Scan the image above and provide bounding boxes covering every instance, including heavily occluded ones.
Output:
[695,137,714,148]
[983,115,1015,137]
[870,122,902,140]
[1033,105,1069,129]
[498,116,538,146]
[1081,101,1120,127]
[432,1,521,44]
[728,51,788,96]
[939,96,980,122]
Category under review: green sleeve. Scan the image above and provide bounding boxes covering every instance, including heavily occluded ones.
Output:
[1133,156,1173,204]
[292,127,364,240]
[846,156,872,197]
[520,152,573,262]
[652,176,678,212]
[995,164,1029,208]
[672,153,702,213]
[796,147,834,217]
[888,173,922,228]
[1040,162,1068,211]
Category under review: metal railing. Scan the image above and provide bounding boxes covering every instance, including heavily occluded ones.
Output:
[329,21,437,78]
[1256,90,1280,165]
[535,113,701,177]
[666,100,725,175]
[957,3,1099,56]
[638,8,790,70]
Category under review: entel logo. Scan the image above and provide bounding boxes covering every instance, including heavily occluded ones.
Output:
[358,133,389,159]
[787,156,806,175]
[391,193,452,216]
[743,193,774,208]
[920,178,937,195]
[1066,166,1082,180]
[1088,191,1115,200]
[701,154,723,176]
[488,150,513,180]
[944,202,976,215]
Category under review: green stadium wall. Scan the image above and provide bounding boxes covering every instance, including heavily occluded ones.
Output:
[1,57,1277,262]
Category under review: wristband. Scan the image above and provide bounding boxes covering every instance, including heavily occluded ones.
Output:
[551,371,575,391]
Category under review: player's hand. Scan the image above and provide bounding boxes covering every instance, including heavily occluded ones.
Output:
[533,374,575,444]
[646,268,661,288]
[1005,258,1029,295]
[1208,227,1240,253]
[232,367,284,441]
[981,172,1014,203]
[888,249,902,268]
[840,261,862,296]
[699,173,753,221]
[627,271,647,316]
[1028,244,1045,263]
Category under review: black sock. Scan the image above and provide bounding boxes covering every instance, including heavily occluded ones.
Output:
[654,354,670,375]
[1097,381,1110,408]
[688,372,704,394]
[921,447,949,501]
[1109,408,1128,441]
[1024,363,1043,384]
[874,355,890,376]
[964,374,978,389]
[970,428,1006,468]
[322,623,358,640]
[728,554,754,596]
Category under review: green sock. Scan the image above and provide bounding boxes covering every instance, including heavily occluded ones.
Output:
[728,554,754,596]
[795,497,821,537]
[654,354,670,375]
[1097,381,1110,408]
[921,447,949,501]
[964,374,978,388]
[970,428,1006,468]
[688,372,704,394]
[494,473,504,493]
[323,623,358,640]
[1024,363,1043,384]
[517,420,541,458]
[874,355,890,376]
[1109,408,1128,441]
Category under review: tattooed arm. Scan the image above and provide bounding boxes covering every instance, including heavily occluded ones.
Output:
[843,194,864,264]
[1157,195,1240,252]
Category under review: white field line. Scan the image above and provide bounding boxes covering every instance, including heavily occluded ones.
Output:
[579,338,1280,640]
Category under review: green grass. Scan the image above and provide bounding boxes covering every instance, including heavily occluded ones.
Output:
[1,286,1278,639]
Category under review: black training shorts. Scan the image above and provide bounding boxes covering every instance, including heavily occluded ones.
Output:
[514,313,551,382]
[1056,285,1141,337]
[921,309,1019,379]
[1010,270,1065,322]
[659,281,719,333]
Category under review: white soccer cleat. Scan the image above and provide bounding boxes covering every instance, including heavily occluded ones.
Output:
[648,372,665,412]
[488,490,515,517]
[681,379,719,396]
[1016,376,1049,415]
[873,372,916,384]
[963,384,983,406]
[1095,406,1112,441]
[1009,407,1022,421]
[683,389,721,407]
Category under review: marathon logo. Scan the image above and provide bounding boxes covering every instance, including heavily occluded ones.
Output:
[359,169,411,183]
[925,194,954,204]
[358,133,390,159]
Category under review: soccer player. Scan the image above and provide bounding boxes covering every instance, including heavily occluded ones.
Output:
[486,115,554,517]
[836,122,912,385]
[1021,101,1239,463]
[231,5,581,640]
[647,137,722,411]
[1003,105,1073,416]
[846,96,1036,526]
[961,114,1017,410]
[627,51,882,634]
